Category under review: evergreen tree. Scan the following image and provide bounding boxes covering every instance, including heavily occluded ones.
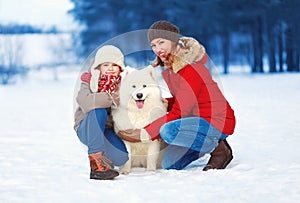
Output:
[68,0,299,73]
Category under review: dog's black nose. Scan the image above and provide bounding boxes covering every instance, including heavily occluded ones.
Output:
[136,93,143,99]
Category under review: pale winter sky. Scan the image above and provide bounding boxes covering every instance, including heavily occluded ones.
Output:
[0,0,77,30]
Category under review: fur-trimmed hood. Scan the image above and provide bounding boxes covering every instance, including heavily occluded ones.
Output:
[172,37,206,73]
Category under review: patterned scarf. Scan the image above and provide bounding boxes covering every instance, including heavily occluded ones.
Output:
[81,72,121,93]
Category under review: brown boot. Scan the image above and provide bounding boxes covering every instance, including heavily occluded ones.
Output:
[203,140,233,171]
[89,152,119,180]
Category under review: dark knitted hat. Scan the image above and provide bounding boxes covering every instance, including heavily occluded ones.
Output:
[148,21,180,43]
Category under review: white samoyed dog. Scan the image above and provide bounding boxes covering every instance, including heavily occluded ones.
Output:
[112,67,167,174]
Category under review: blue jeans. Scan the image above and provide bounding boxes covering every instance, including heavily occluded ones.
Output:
[76,108,128,166]
[160,117,227,170]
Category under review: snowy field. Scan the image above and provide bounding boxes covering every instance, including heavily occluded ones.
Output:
[0,67,300,203]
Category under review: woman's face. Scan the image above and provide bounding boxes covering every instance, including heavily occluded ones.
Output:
[150,38,176,62]
[98,62,121,76]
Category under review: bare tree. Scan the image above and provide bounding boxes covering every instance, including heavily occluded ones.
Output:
[45,33,79,81]
[0,35,26,84]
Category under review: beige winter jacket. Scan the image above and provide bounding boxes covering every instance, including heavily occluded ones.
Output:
[74,81,114,132]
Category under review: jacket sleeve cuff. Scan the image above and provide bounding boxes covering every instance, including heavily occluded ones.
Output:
[140,129,151,143]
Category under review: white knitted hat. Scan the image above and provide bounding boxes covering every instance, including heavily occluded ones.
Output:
[90,45,125,93]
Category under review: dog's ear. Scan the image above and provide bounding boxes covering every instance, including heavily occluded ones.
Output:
[120,69,130,80]
[121,66,136,79]
[149,68,157,81]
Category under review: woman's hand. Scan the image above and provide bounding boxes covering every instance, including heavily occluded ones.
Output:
[118,129,141,142]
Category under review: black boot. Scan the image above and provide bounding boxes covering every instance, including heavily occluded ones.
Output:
[90,170,119,180]
[89,152,119,180]
[203,140,233,171]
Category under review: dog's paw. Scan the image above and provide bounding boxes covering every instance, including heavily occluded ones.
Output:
[146,166,157,171]
[120,169,130,175]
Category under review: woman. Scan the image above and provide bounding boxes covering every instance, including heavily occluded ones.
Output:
[118,21,236,171]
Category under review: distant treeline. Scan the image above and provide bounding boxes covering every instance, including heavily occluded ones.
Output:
[0,24,59,34]
[69,0,300,73]
[0,33,76,85]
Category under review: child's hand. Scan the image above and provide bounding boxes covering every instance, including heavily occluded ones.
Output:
[81,72,92,83]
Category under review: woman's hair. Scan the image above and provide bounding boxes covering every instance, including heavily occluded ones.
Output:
[151,56,164,67]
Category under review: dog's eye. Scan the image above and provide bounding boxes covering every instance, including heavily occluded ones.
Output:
[143,85,147,88]
[132,85,136,88]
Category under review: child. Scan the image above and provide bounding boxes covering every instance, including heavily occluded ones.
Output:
[80,58,122,94]
[74,45,128,180]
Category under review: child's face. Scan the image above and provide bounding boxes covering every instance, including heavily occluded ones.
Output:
[98,62,121,76]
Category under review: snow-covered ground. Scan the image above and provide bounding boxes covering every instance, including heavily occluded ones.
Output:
[0,67,299,203]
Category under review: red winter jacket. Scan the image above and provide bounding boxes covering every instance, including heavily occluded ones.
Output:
[144,54,236,140]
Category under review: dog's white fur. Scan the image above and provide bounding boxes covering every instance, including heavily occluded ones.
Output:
[112,67,167,174]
